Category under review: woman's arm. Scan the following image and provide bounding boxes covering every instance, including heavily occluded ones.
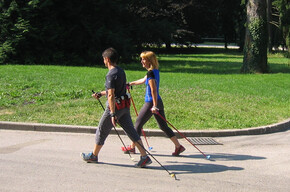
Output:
[129,76,146,86]
[148,79,158,113]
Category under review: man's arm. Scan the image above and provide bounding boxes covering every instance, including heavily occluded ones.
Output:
[92,90,107,99]
[107,88,116,126]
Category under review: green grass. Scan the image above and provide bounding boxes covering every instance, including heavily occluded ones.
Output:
[0,51,289,130]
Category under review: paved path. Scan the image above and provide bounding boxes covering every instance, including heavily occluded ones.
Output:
[1,129,289,192]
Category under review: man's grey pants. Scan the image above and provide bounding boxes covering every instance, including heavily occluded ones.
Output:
[95,105,140,145]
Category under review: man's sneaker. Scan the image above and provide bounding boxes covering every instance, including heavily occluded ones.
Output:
[121,146,136,154]
[81,152,98,163]
[172,145,185,156]
[135,156,152,168]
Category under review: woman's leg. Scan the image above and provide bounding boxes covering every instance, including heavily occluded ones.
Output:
[153,100,185,155]
[153,100,176,139]
[130,102,153,149]
[135,102,154,135]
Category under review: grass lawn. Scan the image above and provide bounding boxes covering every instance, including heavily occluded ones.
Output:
[0,49,289,130]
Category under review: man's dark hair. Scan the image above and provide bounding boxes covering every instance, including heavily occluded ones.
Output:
[102,48,119,64]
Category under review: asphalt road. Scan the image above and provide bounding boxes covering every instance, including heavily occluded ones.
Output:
[0,129,289,192]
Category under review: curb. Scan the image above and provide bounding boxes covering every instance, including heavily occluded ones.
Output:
[0,118,289,137]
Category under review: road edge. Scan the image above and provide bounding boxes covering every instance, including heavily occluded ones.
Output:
[0,118,289,137]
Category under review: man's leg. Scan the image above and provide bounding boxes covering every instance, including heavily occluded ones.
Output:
[81,107,112,162]
[93,144,103,157]
[117,108,152,167]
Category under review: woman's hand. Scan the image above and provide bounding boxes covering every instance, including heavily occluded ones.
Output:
[151,106,159,114]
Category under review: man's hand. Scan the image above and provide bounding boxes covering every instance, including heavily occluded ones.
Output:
[92,90,102,100]
[110,113,117,127]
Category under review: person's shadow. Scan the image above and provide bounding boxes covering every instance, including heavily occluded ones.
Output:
[153,152,266,161]
[96,152,265,177]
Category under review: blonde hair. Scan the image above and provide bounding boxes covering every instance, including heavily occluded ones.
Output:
[140,51,159,70]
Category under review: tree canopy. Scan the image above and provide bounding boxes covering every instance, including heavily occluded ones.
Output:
[0,0,288,66]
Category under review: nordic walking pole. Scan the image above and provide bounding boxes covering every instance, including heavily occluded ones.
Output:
[156,111,211,160]
[92,90,135,161]
[126,85,153,150]
[117,121,177,180]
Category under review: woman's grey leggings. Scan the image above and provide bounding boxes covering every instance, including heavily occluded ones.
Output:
[135,99,175,138]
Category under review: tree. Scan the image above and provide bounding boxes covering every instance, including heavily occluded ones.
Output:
[267,0,274,52]
[181,0,220,43]
[0,0,32,64]
[216,0,242,49]
[241,0,269,73]
[272,0,290,56]
[127,0,181,51]
[0,0,143,65]
[0,0,183,65]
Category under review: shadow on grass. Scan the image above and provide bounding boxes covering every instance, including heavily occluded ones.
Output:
[159,60,242,74]
[121,59,289,74]
[150,47,241,55]
[268,64,290,73]
[160,54,242,60]
[121,60,242,74]
[119,47,289,74]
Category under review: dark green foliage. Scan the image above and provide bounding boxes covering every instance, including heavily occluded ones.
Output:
[0,0,288,65]
[272,0,290,57]
[0,0,142,65]
[0,0,31,64]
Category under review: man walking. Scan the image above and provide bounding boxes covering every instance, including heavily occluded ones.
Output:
[81,48,152,168]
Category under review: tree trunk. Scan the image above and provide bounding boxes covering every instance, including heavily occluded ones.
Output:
[165,41,171,51]
[267,0,273,52]
[241,0,269,73]
[224,35,228,49]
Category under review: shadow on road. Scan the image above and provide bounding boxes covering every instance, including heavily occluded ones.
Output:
[153,152,266,161]
[200,153,266,161]
[0,139,51,154]
[164,162,243,175]
[85,152,267,177]
[96,161,243,175]
[94,153,253,176]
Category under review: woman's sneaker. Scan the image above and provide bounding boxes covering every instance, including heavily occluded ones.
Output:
[121,146,136,154]
[81,152,98,163]
[172,145,185,156]
[135,155,152,168]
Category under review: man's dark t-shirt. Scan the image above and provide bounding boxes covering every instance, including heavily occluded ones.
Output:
[105,66,126,98]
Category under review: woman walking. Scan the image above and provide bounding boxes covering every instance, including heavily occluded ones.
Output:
[122,51,185,156]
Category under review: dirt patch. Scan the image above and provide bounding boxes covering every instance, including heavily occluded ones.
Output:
[0,110,14,115]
